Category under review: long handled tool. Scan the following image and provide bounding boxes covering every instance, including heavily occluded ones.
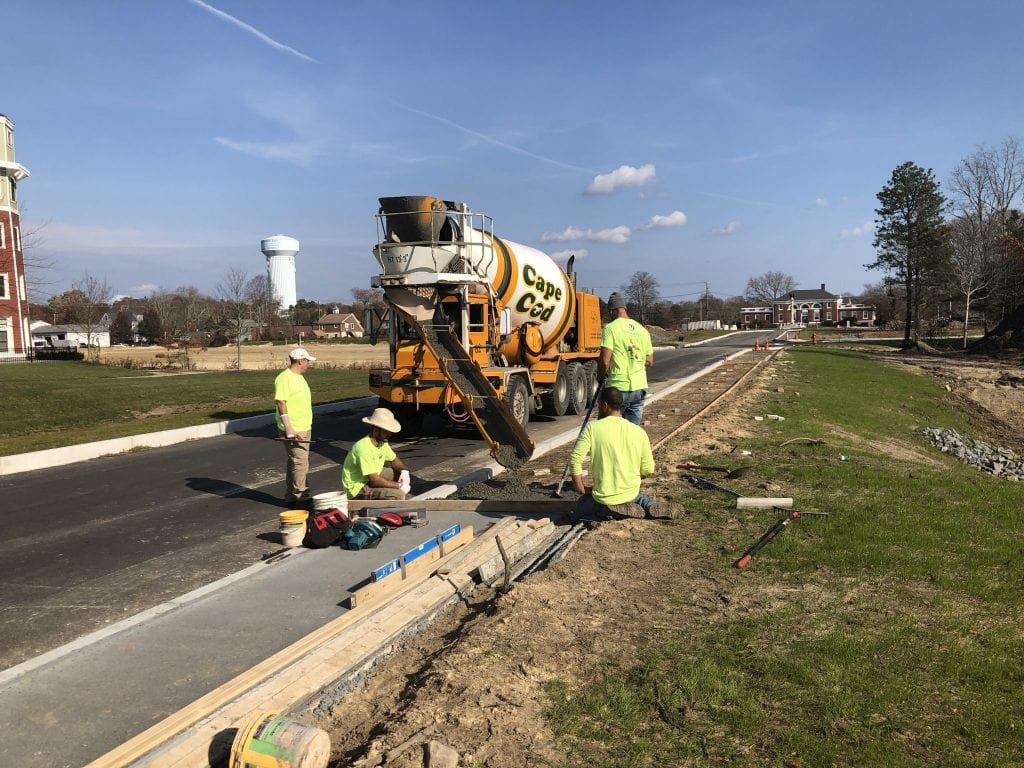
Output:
[554,388,601,497]
[736,509,800,568]
[682,472,742,497]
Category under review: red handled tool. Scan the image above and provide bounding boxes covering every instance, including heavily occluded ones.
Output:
[736,509,800,568]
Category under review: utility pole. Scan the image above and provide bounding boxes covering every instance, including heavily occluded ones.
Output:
[704,282,710,322]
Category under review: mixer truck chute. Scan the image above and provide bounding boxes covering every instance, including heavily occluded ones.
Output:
[367,196,603,466]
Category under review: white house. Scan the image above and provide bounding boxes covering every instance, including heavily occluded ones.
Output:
[31,321,111,348]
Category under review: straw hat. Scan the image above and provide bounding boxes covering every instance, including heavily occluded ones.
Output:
[362,407,402,434]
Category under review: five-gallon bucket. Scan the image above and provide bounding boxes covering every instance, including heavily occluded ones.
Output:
[278,510,308,548]
[312,491,348,515]
[230,710,331,768]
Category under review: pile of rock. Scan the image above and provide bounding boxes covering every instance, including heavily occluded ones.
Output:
[922,427,1024,481]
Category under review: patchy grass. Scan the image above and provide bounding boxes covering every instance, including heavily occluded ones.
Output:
[0,361,369,455]
[545,346,1024,766]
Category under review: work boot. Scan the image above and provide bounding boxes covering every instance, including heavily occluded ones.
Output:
[647,501,683,520]
[607,501,647,519]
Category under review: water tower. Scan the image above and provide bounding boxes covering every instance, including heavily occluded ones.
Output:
[260,235,299,311]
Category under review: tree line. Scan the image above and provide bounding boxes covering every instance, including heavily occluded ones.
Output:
[34,269,386,360]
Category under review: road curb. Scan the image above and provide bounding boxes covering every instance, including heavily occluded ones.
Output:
[0,397,379,477]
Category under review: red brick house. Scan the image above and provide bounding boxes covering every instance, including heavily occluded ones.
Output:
[740,284,876,328]
[0,114,31,357]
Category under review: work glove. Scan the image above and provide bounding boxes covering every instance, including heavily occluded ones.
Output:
[398,469,411,494]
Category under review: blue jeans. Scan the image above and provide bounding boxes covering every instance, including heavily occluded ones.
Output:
[620,389,647,425]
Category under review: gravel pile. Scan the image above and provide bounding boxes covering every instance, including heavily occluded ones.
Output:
[922,427,1024,480]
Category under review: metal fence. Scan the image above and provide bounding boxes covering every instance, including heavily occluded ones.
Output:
[0,348,85,364]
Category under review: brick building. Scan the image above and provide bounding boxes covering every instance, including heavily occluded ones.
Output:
[740,283,876,328]
[0,113,31,356]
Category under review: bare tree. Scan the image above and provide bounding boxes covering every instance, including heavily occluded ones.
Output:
[146,289,177,345]
[246,274,274,341]
[66,274,113,360]
[217,267,250,369]
[946,216,994,347]
[622,271,660,324]
[744,271,797,305]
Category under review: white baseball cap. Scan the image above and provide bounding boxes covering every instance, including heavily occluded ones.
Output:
[289,347,316,362]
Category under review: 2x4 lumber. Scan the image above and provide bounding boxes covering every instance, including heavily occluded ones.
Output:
[346,527,474,609]
[152,576,461,768]
[83,534,473,768]
[348,499,576,513]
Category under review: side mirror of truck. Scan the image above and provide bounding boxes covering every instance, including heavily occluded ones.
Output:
[499,307,512,337]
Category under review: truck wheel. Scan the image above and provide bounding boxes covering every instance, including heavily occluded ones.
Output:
[503,375,530,428]
[566,362,588,414]
[542,364,571,416]
[583,360,600,400]
[391,404,426,437]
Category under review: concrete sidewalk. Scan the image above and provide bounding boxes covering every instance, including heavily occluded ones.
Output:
[0,353,744,767]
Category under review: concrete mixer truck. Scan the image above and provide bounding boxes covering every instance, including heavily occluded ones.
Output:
[366,196,603,466]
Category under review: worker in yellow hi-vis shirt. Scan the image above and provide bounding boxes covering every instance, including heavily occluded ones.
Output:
[597,292,653,425]
[275,348,316,506]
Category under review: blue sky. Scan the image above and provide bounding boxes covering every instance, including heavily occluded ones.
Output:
[7,1,1024,306]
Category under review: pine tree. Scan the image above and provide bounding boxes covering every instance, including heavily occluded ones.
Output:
[869,162,948,345]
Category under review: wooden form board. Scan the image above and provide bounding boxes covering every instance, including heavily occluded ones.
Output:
[347,526,474,609]
[84,529,475,768]
[348,498,576,514]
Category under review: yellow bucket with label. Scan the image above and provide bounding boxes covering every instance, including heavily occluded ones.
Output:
[278,510,308,548]
[230,710,331,768]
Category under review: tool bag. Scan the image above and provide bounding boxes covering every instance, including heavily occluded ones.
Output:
[303,507,352,548]
[342,518,386,550]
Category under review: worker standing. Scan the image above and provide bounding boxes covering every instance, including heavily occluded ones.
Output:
[342,408,412,500]
[275,348,316,506]
[569,387,677,520]
[598,292,654,425]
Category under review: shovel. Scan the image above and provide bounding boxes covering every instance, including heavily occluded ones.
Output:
[553,388,602,498]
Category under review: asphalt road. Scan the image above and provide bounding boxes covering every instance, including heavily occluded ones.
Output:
[0,332,761,671]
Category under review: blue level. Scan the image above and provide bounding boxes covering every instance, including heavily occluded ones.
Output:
[402,535,440,565]
[372,558,401,582]
[439,524,460,542]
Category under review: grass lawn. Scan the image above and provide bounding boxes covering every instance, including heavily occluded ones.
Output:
[0,361,370,455]
[545,347,1023,767]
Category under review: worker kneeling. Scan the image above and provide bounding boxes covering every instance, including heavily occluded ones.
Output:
[342,408,412,500]
[570,387,679,521]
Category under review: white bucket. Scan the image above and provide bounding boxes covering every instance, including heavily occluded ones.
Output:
[281,525,305,548]
[312,491,348,514]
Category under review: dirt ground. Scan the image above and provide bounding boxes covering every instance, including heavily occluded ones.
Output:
[311,346,1024,768]
[97,342,389,371]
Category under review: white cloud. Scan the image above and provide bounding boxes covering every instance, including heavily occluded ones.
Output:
[131,283,161,296]
[712,221,740,236]
[841,221,875,238]
[585,164,656,195]
[187,0,317,63]
[548,248,589,262]
[641,210,688,229]
[542,225,631,244]
[213,136,318,166]
[815,198,829,208]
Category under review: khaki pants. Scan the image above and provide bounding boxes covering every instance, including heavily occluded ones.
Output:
[281,431,311,501]
[359,468,407,500]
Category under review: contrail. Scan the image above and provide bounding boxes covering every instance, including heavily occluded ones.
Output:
[187,0,317,63]
[391,99,593,174]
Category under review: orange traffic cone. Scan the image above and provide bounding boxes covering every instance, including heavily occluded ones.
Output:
[753,338,761,352]
[764,338,771,350]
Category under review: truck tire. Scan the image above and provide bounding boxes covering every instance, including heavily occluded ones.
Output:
[542,364,571,416]
[503,375,530,429]
[391,404,426,437]
[583,360,600,400]
[566,362,588,415]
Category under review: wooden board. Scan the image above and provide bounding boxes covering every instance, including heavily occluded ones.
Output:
[346,526,474,609]
[349,498,576,513]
